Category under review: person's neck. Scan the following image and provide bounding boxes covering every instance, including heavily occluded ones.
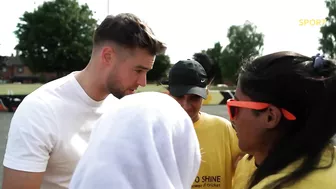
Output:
[192,112,201,123]
[253,151,268,167]
[253,133,280,166]
[75,64,109,101]
[253,141,275,166]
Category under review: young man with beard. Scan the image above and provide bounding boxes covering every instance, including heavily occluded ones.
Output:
[2,13,166,189]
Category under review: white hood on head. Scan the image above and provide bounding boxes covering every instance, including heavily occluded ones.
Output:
[69,92,201,189]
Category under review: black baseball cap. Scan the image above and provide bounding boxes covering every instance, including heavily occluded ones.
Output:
[168,59,208,99]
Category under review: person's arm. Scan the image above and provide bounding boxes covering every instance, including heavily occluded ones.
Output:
[2,96,57,189]
[2,168,44,189]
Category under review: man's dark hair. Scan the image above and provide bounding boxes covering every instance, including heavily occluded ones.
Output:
[93,13,166,55]
[192,53,215,84]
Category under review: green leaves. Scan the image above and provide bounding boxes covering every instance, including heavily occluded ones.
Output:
[197,21,264,85]
[147,54,171,82]
[14,0,97,76]
[319,0,336,59]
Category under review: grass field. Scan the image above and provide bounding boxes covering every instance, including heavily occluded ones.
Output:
[0,83,234,95]
[0,84,43,95]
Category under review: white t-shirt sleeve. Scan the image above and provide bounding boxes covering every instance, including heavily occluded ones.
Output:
[3,95,57,172]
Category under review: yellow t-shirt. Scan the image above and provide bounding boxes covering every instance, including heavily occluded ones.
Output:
[232,155,257,189]
[233,145,336,189]
[192,112,241,189]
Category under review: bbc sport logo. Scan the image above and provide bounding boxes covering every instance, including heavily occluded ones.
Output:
[299,19,326,26]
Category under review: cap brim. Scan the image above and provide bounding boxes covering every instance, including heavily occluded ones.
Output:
[169,85,207,99]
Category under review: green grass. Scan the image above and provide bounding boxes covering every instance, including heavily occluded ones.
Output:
[0,83,234,95]
[136,84,168,92]
[0,84,43,95]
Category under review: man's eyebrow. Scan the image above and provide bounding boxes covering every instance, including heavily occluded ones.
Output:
[135,65,151,70]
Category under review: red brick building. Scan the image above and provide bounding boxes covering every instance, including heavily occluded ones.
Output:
[0,54,57,83]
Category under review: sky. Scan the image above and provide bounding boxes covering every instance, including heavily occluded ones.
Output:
[0,0,329,63]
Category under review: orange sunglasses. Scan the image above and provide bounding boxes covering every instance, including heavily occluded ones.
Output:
[226,99,296,120]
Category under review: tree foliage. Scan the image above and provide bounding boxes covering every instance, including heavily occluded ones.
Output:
[14,0,97,76]
[199,21,264,85]
[192,52,216,84]
[147,54,171,82]
[319,0,336,58]
[201,42,224,84]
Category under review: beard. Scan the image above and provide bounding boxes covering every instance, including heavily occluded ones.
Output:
[106,69,126,99]
[108,85,125,99]
[107,76,126,99]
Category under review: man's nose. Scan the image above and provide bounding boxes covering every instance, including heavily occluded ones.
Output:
[137,74,147,87]
[181,99,192,111]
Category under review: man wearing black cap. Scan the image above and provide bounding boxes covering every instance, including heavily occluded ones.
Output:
[167,59,241,189]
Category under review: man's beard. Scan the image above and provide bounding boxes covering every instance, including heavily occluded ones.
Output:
[106,74,126,99]
[110,89,124,99]
[108,83,125,99]
[106,66,127,99]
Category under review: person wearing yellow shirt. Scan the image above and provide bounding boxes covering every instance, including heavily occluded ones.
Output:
[229,51,336,189]
[166,58,242,189]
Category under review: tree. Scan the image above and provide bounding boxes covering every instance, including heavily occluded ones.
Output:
[198,21,264,85]
[147,54,171,82]
[199,42,224,84]
[221,21,264,84]
[0,56,8,65]
[319,0,336,58]
[0,56,7,79]
[192,52,216,84]
[14,0,97,77]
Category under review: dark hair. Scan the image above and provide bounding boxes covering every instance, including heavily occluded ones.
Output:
[93,13,166,55]
[192,53,215,84]
[238,51,336,189]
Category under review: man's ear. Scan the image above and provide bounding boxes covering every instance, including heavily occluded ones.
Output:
[264,105,282,129]
[101,46,114,66]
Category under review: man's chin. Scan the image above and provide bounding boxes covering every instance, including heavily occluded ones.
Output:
[110,92,124,99]
[111,89,137,99]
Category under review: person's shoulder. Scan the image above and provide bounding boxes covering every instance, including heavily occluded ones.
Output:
[302,146,336,187]
[259,160,336,189]
[235,154,256,173]
[240,154,254,162]
[27,74,73,99]
[16,90,51,113]
[201,112,232,129]
[305,166,336,188]
[202,112,230,123]
[12,93,55,128]
[14,75,74,118]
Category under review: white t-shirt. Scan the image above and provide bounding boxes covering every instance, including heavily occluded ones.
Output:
[69,92,202,189]
[3,72,118,189]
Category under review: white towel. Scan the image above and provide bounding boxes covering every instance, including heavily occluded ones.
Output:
[69,92,201,189]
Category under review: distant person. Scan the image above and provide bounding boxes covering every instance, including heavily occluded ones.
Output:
[69,92,201,189]
[2,13,166,189]
[231,52,336,189]
[192,52,216,85]
[167,59,241,189]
